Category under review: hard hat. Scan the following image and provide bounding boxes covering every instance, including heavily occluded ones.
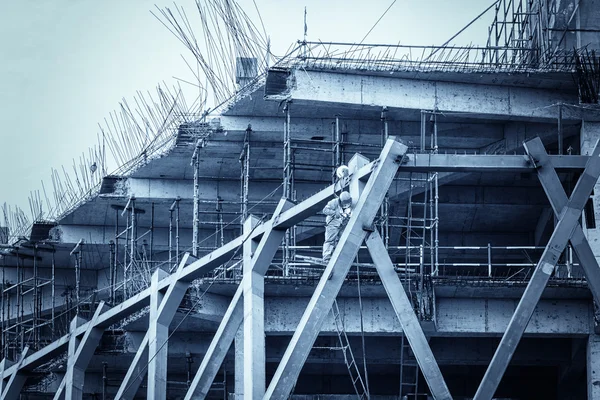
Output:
[336,165,350,179]
[339,191,352,207]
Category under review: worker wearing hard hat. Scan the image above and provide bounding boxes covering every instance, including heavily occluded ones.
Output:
[322,191,353,263]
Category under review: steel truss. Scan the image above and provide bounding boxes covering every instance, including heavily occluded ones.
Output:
[0,137,599,400]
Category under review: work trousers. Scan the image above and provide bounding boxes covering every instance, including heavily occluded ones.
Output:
[322,219,345,263]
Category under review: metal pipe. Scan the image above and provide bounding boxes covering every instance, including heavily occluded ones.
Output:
[150,202,154,263]
[488,243,492,278]
[109,241,115,304]
[169,207,173,269]
[123,204,129,299]
[176,197,181,266]
[192,139,201,257]
[558,103,563,155]
[129,197,136,297]
[102,362,108,400]
[51,249,55,339]
[33,244,37,347]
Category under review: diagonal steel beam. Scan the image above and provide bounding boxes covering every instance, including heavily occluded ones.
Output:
[1,347,28,400]
[185,199,293,400]
[185,286,242,400]
[114,254,194,400]
[474,138,600,400]
[52,302,107,400]
[524,137,600,305]
[366,231,452,399]
[264,137,408,399]
[114,335,149,400]
[0,359,14,396]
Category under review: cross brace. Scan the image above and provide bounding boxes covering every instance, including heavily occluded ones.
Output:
[474,137,600,400]
[114,254,194,400]
[264,137,411,399]
[185,199,293,399]
[53,302,107,400]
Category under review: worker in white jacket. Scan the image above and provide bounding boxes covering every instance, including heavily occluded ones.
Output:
[322,191,352,263]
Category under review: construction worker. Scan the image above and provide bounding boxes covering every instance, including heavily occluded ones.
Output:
[322,191,353,263]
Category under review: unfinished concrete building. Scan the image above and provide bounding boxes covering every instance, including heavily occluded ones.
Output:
[2,0,600,399]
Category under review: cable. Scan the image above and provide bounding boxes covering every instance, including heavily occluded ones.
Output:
[424,0,501,62]
[357,0,397,46]
[356,259,371,399]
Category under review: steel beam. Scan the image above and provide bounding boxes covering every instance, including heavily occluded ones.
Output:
[264,137,408,399]
[185,285,242,399]
[185,199,293,400]
[147,268,170,399]
[1,347,28,400]
[474,139,600,400]
[524,137,600,304]
[114,254,193,400]
[51,303,107,400]
[0,359,14,396]
[243,215,262,400]
[366,231,452,399]
[402,154,588,172]
[114,335,149,400]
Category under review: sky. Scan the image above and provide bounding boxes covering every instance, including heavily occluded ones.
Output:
[0,0,491,219]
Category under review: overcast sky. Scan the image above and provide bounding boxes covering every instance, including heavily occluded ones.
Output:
[0,0,490,217]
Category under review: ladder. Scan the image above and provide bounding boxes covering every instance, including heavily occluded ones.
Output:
[399,334,422,399]
[331,299,369,399]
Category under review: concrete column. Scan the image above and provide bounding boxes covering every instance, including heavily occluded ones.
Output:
[147,268,169,399]
[234,327,244,399]
[242,215,262,399]
[589,334,600,399]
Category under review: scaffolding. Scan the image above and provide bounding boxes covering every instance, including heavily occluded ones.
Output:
[1,244,56,360]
